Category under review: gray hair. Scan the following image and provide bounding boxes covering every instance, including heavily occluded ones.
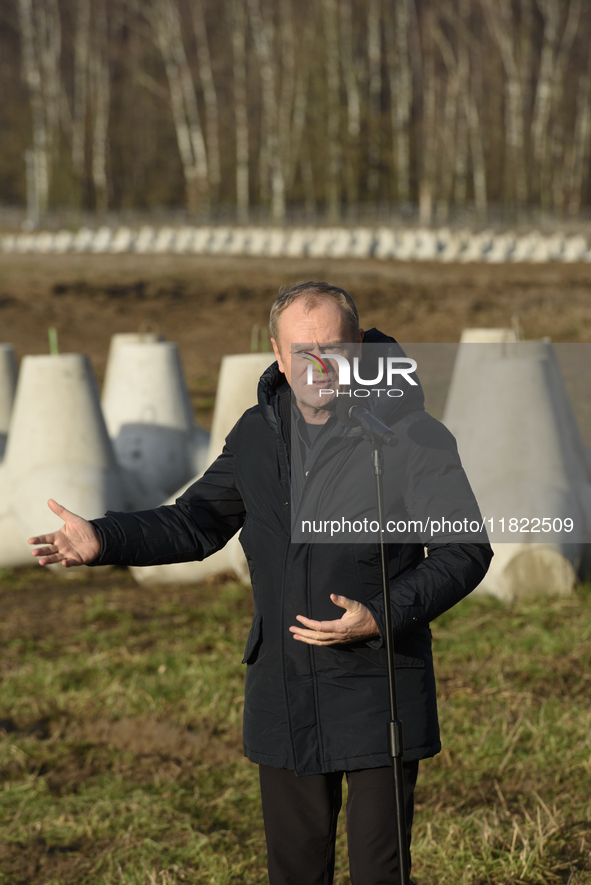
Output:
[269,280,360,344]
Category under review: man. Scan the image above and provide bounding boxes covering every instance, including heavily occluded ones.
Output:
[29,281,492,885]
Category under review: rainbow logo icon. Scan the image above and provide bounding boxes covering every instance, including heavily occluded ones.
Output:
[302,352,329,375]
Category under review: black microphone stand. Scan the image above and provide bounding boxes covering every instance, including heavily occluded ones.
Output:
[372,441,411,885]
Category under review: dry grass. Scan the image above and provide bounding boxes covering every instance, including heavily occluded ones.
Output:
[0,566,589,883]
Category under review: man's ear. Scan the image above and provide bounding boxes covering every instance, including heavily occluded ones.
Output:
[357,328,364,343]
[271,337,286,374]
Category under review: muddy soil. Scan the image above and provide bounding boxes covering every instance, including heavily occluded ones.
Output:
[1,254,590,426]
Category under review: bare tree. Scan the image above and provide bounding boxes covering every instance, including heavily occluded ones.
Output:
[418,7,436,223]
[366,0,381,197]
[566,49,591,216]
[72,0,91,192]
[531,0,581,209]
[340,0,361,207]
[321,0,341,221]
[437,2,487,216]
[247,0,285,222]
[481,0,528,204]
[18,0,62,221]
[90,0,110,211]
[385,0,413,203]
[190,0,221,200]
[227,0,250,222]
[148,0,209,213]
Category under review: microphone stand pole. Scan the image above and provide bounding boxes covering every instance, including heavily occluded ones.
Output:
[372,442,411,885]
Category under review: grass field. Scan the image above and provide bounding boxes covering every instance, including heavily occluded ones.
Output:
[0,565,589,885]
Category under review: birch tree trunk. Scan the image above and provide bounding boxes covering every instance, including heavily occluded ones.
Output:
[567,51,591,216]
[248,0,285,222]
[547,0,581,212]
[72,0,91,191]
[453,0,470,206]
[227,0,249,222]
[321,0,341,221]
[91,0,110,212]
[150,0,209,214]
[531,0,560,207]
[439,4,487,217]
[481,0,528,204]
[385,0,412,203]
[277,0,295,201]
[340,0,360,208]
[18,0,61,221]
[419,9,436,223]
[366,0,381,198]
[191,0,221,199]
[285,15,313,194]
[432,21,459,218]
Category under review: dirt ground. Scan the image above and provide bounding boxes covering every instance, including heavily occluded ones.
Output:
[1,254,590,425]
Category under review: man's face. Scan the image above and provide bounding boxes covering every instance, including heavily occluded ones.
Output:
[271,298,363,418]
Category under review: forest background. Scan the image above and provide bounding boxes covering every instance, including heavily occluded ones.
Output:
[1,0,591,229]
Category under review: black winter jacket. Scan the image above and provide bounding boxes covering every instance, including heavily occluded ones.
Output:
[91,329,493,776]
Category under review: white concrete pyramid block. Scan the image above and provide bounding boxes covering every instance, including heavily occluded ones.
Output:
[441,230,470,262]
[91,226,113,252]
[172,226,195,253]
[0,354,125,567]
[284,228,312,257]
[190,227,213,254]
[0,344,18,460]
[134,226,156,253]
[412,228,440,261]
[130,352,275,587]
[443,338,591,600]
[102,340,202,504]
[395,230,420,260]
[458,230,494,263]
[374,228,397,260]
[209,227,232,255]
[34,232,55,253]
[328,229,354,258]
[102,332,163,396]
[486,233,516,263]
[53,230,74,253]
[267,229,288,257]
[153,227,175,253]
[459,328,518,344]
[228,227,249,255]
[72,227,95,252]
[111,227,134,253]
[349,228,375,258]
[245,228,270,256]
[562,234,588,262]
[208,352,276,461]
[307,228,334,258]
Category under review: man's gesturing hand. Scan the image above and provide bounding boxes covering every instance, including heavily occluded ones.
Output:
[289,594,380,646]
[28,499,101,567]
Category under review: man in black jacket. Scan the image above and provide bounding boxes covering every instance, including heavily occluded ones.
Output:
[29,281,492,885]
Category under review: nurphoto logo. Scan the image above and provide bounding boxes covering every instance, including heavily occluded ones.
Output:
[304,352,418,398]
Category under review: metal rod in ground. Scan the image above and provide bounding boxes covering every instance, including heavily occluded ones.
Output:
[373,445,411,885]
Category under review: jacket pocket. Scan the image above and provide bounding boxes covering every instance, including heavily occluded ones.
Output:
[242,612,263,664]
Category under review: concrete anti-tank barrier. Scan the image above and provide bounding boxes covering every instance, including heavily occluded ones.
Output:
[101,337,209,509]
[2,225,589,262]
[0,353,125,568]
[443,333,591,600]
[0,343,18,460]
[129,351,276,587]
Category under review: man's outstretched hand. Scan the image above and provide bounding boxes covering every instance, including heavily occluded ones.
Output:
[28,499,101,567]
[289,594,380,646]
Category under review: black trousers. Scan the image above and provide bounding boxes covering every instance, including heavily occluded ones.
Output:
[258,761,419,885]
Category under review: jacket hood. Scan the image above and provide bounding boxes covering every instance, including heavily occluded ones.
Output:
[257,328,425,436]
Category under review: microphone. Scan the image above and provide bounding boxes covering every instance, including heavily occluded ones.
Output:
[335,397,398,448]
